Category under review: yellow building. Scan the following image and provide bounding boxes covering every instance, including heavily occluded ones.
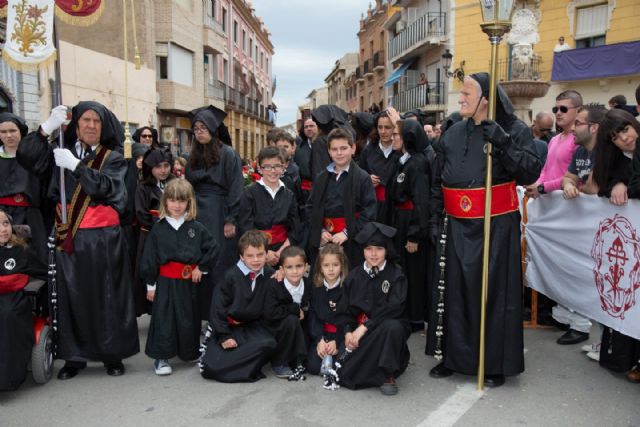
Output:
[449,0,640,123]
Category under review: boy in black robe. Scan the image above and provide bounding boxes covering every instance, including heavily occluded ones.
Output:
[17,102,140,380]
[306,128,377,270]
[238,146,300,267]
[200,231,277,382]
[338,222,410,396]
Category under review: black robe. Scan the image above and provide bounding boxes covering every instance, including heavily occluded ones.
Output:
[389,152,431,325]
[1,154,48,261]
[307,283,348,375]
[17,131,140,362]
[264,279,310,366]
[306,160,377,269]
[134,182,164,315]
[358,142,401,224]
[238,183,301,251]
[0,244,45,391]
[200,265,277,382]
[338,263,411,389]
[140,218,218,361]
[185,144,243,320]
[310,135,331,181]
[427,118,541,376]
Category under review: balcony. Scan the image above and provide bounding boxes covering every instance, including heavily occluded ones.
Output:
[222,84,270,123]
[203,14,226,54]
[373,51,385,72]
[390,83,445,113]
[204,80,225,109]
[551,40,640,82]
[355,67,364,83]
[363,60,373,78]
[388,12,446,64]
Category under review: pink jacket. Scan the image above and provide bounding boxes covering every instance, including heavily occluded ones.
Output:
[537,132,578,192]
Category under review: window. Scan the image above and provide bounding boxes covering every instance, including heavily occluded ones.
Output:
[255,46,258,62]
[260,51,264,68]
[266,58,269,73]
[249,38,253,58]
[575,4,607,48]
[210,0,217,18]
[156,42,168,79]
[233,20,238,44]
[222,8,227,32]
[223,59,229,83]
[242,30,246,51]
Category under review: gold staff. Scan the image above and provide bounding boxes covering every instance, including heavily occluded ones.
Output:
[121,0,140,159]
[477,0,515,391]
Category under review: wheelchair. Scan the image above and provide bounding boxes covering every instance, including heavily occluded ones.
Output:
[23,277,54,384]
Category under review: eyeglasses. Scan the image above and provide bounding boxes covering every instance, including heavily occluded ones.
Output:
[260,164,284,171]
[192,127,208,133]
[552,105,575,114]
[140,134,153,139]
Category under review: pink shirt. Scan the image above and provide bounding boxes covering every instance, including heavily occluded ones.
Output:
[537,132,578,192]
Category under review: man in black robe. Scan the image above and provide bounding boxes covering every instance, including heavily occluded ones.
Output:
[18,102,140,380]
[427,73,541,387]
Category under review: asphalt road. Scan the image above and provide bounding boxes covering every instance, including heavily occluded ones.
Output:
[1,318,638,427]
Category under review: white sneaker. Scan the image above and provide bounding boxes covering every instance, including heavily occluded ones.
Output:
[581,342,600,353]
[154,359,172,375]
[586,351,600,362]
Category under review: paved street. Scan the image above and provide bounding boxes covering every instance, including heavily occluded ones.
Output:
[1,318,638,427]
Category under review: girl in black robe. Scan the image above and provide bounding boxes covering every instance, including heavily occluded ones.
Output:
[388,119,431,331]
[239,146,301,267]
[337,223,410,395]
[140,179,218,375]
[306,244,349,376]
[0,210,46,390]
[134,149,175,315]
[17,102,140,379]
[186,106,243,321]
[200,231,277,382]
[0,113,48,262]
[358,111,401,224]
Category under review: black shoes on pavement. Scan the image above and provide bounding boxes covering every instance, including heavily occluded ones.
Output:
[57,361,125,380]
[429,363,453,378]
[557,329,589,345]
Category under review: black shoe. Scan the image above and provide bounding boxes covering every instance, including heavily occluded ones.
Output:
[484,374,505,387]
[57,363,85,380]
[380,377,398,396]
[105,362,125,376]
[557,329,589,345]
[429,363,453,378]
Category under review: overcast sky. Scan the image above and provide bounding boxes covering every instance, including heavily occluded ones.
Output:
[252,0,372,126]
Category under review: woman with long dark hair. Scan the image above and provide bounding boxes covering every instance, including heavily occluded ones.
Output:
[591,108,638,205]
[185,106,243,321]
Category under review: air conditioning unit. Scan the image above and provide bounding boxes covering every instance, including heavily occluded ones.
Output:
[396,20,406,32]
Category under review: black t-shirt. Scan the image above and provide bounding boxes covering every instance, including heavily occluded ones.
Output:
[567,146,595,184]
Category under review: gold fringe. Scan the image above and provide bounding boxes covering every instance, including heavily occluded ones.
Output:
[0,49,57,73]
[0,6,7,19]
[55,1,104,27]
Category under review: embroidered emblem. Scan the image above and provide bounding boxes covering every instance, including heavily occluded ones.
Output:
[460,195,472,213]
[188,228,195,238]
[397,173,406,183]
[181,265,193,279]
[381,280,390,294]
[324,218,334,233]
[329,300,336,311]
[13,194,24,203]
[4,258,16,271]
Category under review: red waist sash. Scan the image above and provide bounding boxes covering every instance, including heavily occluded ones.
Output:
[301,179,313,191]
[357,312,369,325]
[375,185,386,202]
[442,181,518,219]
[323,213,360,234]
[58,204,120,229]
[149,209,160,218]
[159,261,196,279]
[323,323,337,334]
[0,273,29,294]
[227,315,243,326]
[261,224,288,245]
[0,194,31,207]
[395,200,414,210]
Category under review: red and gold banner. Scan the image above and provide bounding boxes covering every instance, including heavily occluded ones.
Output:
[0,1,8,18]
[54,0,103,26]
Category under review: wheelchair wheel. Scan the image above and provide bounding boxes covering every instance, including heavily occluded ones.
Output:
[32,324,54,384]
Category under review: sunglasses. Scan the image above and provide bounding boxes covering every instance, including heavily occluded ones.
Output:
[552,106,575,114]
[140,134,153,138]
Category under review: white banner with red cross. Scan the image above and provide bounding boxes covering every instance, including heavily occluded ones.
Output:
[525,192,640,340]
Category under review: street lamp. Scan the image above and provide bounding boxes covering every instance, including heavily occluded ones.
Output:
[441,49,465,82]
[476,0,515,392]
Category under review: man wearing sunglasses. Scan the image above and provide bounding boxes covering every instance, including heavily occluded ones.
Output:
[525,90,582,199]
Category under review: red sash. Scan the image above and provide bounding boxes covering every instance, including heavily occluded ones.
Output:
[260,224,288,245]
[0,273,29,294]
[375,185,386,202]
[395,200,414,210]
[301,179,313,191]
[149,209,160,218]
[442,181,518,219]
[159,261,196,279]
[323,213,360,234]
[323,323,337,333]
[357,312,369,325]
[0,194,31,207]
[227,315,243,326]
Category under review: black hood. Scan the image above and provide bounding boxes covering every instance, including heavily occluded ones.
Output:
[311,104,355,137]
[0,112,28,139]
[64,101,125,151]
[189,105,232,145]
[469,72,516,127]
[400,120,429,155]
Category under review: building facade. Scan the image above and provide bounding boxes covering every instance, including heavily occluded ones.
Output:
[325,53,359,112]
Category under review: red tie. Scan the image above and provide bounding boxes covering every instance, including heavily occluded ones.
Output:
[249,272,256,282]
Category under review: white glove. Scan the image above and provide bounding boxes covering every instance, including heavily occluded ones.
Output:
[54,148,80,171]
[41,105,68,136]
